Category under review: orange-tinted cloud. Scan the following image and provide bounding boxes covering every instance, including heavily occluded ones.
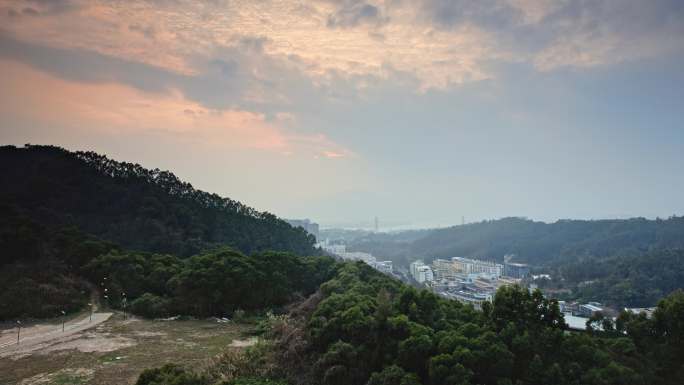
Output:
[0,59,351,157]
[2,0,681,93]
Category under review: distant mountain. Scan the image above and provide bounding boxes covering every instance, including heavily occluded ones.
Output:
[0,145,315,257]
[347,216,684,266]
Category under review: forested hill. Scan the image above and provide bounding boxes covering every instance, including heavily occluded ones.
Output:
[348,216,684,266]
[0,144,315,256]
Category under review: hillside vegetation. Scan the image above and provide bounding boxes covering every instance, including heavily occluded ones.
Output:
[347,217,684,266]
[0,206,336,320]
[0,144,322,320]
[344,217,684,307]
[138,262,684,385]
[0,144,315,257]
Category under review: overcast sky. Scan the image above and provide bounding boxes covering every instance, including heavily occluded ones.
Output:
[1,0,683,228]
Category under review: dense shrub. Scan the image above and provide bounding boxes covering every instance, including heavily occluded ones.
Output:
[136,364,209,385]
[0,145,316,257]
[223,378,288,385]
[130,293,172,318]
[271,261,684,385]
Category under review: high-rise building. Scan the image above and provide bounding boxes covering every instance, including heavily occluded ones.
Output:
[410,260,434,283]
[433,259,457,280]
[416,265,434,283]
[410,260,423,277]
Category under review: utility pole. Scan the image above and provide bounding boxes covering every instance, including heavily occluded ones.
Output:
[102,277,108,310]
[122,292,127,320]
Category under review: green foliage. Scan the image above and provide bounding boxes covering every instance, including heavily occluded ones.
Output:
[344,216,684,308]
[0,145,328,320]
[224,378,288,385]
[562,249,684,307]
[367,365,421,385]
[0,208,336,320]
[281,261,684,385]
[0,205,117,320]
[489,286,566,332]
[83,247,338,318]
[164,248,335,317]
[0,145,315,257]
[130,293,172,318]
[136,364,209,385]
[347,216,684,266]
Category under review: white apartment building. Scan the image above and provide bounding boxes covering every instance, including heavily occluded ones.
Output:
[340,251,376,265]
[452,257,503,278]
[374,261,393,274]
[410,260,434,283]
[432,258,457,280]
[416,265,434,283]
[410,260,423,277]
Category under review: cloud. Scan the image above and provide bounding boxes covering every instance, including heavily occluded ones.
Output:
[128,23,156,39]
[420,0,684,71]
[0,58,353,158]
[326,1,386,29]
[0,30,180,93]
[528,0,684,71]
[0,0,493,90]
[0,0,682,93]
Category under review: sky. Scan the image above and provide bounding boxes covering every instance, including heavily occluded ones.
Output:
[1,0,684,229]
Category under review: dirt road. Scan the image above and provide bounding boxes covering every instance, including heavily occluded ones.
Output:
[0,312,112,358]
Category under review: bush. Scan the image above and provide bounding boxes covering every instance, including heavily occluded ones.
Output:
[130,293,171,318]
[233,309,246,323]
[223,378,288,385]
[136,364,209,385]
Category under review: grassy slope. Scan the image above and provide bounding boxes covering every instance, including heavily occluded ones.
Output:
[0,313,254,385]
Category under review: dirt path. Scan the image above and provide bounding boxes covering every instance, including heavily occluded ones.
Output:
[0,312,112,357]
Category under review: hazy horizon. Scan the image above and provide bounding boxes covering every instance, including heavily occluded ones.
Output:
[2,0,683,225]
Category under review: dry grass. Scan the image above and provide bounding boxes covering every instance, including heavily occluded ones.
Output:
[0,313,255,385]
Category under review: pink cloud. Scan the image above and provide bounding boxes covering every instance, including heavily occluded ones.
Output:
[0,59,353,158]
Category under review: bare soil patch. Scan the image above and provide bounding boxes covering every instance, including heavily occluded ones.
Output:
[0,314,255,385]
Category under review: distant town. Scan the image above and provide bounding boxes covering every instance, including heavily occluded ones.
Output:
[315,239,394,275]
[306,222,656,331]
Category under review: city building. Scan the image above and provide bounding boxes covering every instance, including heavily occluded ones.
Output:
[410,260,423,278]
[559,301,579,314]
[323,246,394,275]
[432,259,457,280]
[452,257,503,278]
[317,241,346,255]
[410,261,434,283]
[411,256,522,309]
[578,303,604,317]
[415,265,434,283]
[339,251,376,265]
[504,262,530,279]
[444,290,492,310]
[624,307,656,318]
[374,261,393,274]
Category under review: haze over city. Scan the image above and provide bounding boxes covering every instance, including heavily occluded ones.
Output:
[2,0,684,227]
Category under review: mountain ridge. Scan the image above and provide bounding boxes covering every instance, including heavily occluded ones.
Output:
[0,144,315,256]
